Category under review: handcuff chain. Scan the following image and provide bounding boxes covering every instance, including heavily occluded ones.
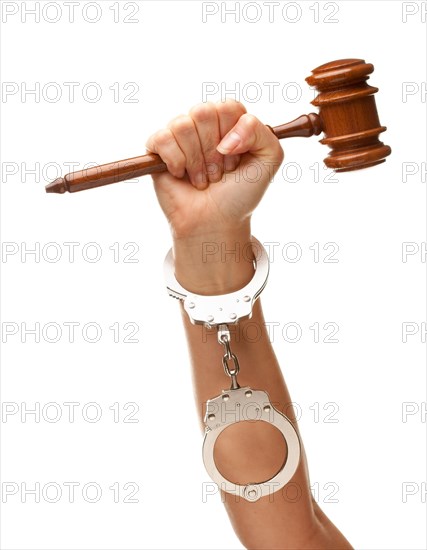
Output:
[218,324,240,389]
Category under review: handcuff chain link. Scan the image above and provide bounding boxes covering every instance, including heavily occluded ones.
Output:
[218,324,240,389]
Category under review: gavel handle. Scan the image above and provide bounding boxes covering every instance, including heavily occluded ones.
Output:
[267,113,322,139]
[45,113,322,193]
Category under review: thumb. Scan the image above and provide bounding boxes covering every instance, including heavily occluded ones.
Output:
[216,113,284,165]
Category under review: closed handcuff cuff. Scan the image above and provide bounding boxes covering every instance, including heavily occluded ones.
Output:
[163,237,300,502]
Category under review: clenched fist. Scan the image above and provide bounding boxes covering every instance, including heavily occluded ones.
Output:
[145,100,284,294]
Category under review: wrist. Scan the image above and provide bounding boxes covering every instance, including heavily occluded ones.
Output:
[172,224,256,295]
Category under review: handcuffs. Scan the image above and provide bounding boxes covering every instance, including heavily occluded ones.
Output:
[163,237,300,502]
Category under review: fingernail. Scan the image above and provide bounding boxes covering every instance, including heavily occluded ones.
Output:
[194,171,207,188]
[217,131,241,154]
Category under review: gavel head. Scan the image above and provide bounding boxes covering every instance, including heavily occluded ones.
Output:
[306,59,391,172]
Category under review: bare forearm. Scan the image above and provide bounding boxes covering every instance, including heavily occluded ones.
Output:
[174,232,352,549]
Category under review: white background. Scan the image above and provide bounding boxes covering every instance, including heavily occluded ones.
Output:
[1,1,426,549]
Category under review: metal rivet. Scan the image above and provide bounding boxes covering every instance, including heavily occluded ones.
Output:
[222,394,229,401]
[244,486,259,500]
[219,307,223,311]
[208,414,215,421]
[245,390,252,398]
[264,405,271,412]
[236,403,240,407]
[207,315,214,322]
[243,295,250,302]
[229,313,237,320]
[188,302,195,309]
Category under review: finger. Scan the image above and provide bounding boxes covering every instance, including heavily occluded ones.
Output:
[168,115,208,190]
[217,113,284,166]
[215,100,247,172]
[145,129,186,179]
[189,102,223,183]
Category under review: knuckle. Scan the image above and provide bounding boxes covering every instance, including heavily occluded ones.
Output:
[170,115,194,136]
[153,128,174,148]
[241,113,259,130]
[275,144,285,164]
[145,133,154,147]
[268,132,285,163]
[167,113,185,126]
[216,98,246,118]
[189,102,215,123]
[234,99,247,114]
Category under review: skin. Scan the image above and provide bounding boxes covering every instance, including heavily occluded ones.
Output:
[146,100,352,550]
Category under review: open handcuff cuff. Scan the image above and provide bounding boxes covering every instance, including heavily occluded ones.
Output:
[163,237,300,502]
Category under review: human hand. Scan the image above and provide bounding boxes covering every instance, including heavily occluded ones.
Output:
[145,100,284,294]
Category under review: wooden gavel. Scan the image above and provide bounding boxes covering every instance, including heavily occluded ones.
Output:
[45,58,391,194]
